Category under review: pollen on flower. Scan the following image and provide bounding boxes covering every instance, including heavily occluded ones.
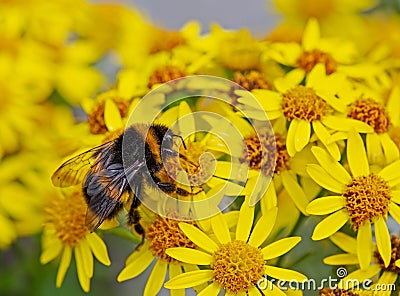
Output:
[297,49,337,75]
[87,98,129,134]
[145,215,197,263]
[344,173,391,230]
[150,29,186,54]
[282,86,330,122]
[44,192,89,247]
[148,65,186,89]
[347,99,390,133]
[319,288,359,296]
[233,70,271,91]
[211,240,265,293]
[240,132,288,175]
[374,235,400,273]
[164,141,214,187]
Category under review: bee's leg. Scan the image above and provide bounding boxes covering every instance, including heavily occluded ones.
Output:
[156,182,176,193]
[157,182,193,197]
[127,185,145,247]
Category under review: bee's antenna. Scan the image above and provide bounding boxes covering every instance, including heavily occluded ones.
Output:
[173,134,187,150]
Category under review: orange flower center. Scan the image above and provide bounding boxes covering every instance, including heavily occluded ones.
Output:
[148,65,186,89]
[88,98,129,134]
[344,173,391,230]
[374,235,400,274]
[233,70,271,91]
[282,86,330,122]
[297,49,337,75]
[211,240,265,293]
[145,216,196,263]
[347,98,390,133]
[45,192,89,247]
[150,29,186,54]
[241,133,289,175]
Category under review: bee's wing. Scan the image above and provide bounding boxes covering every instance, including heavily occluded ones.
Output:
[84,160,146,231]
[51,141,116,188]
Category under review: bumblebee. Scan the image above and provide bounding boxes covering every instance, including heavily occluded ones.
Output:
[51,123,191,237]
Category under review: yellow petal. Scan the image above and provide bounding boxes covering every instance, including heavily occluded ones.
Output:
[380,133,399,164]
[312,209,349,240]
[281,170,309,215]
[248,286,262,296]
[322,116,373,133]
[306,196,345,215]
[164,270,213,289]
[117,248,154,281]
[311,146,351,185]
[166,248,214,265]
[374,216,391,268]
[264,265,307,282]
[389,202,400,224]
[169,263,182,279]
[198,282,221,296]
[235,203,254,242]
[169,265,185,296]
[376,270,398,285]
[56,246,72,288]
[40,238,63,264]
[357,221,373,271]
[329,232,357,253]
[323,254,359,265]
[306,164,344,194]
[75,246,90,292]
[378,159,400,186]
[224,211,240,229]
[211,212,231,244]
[396,259,400,268]
[86,233,111,266]
[312,121,341,161]
[79,238,94,278]
[261,181,278,212]
[387,86,400,126]
[347,130,369,177]
[253,206,278,247]
[391,191,400,204]
[248,210,280,248]
[125,241,150,265]
[302,18,320,51]
[294,120,310,152]
[144,260,168,296]
[104,99,123,131]
[366,133,384,164]
[261,237,301,260]
[250,90,282,110]
[338,265,381,289]
[179,223,219,253]
[286,119,299,157]
[274,69,305,92]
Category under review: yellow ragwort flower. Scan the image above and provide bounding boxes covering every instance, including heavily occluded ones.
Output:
[267,18,357,77]
[40,190,111,292]
[324,232,400,292]
[306,130,400,270]
[164,203,306,295]
[246,64,373,159]
[117,212,203,296]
